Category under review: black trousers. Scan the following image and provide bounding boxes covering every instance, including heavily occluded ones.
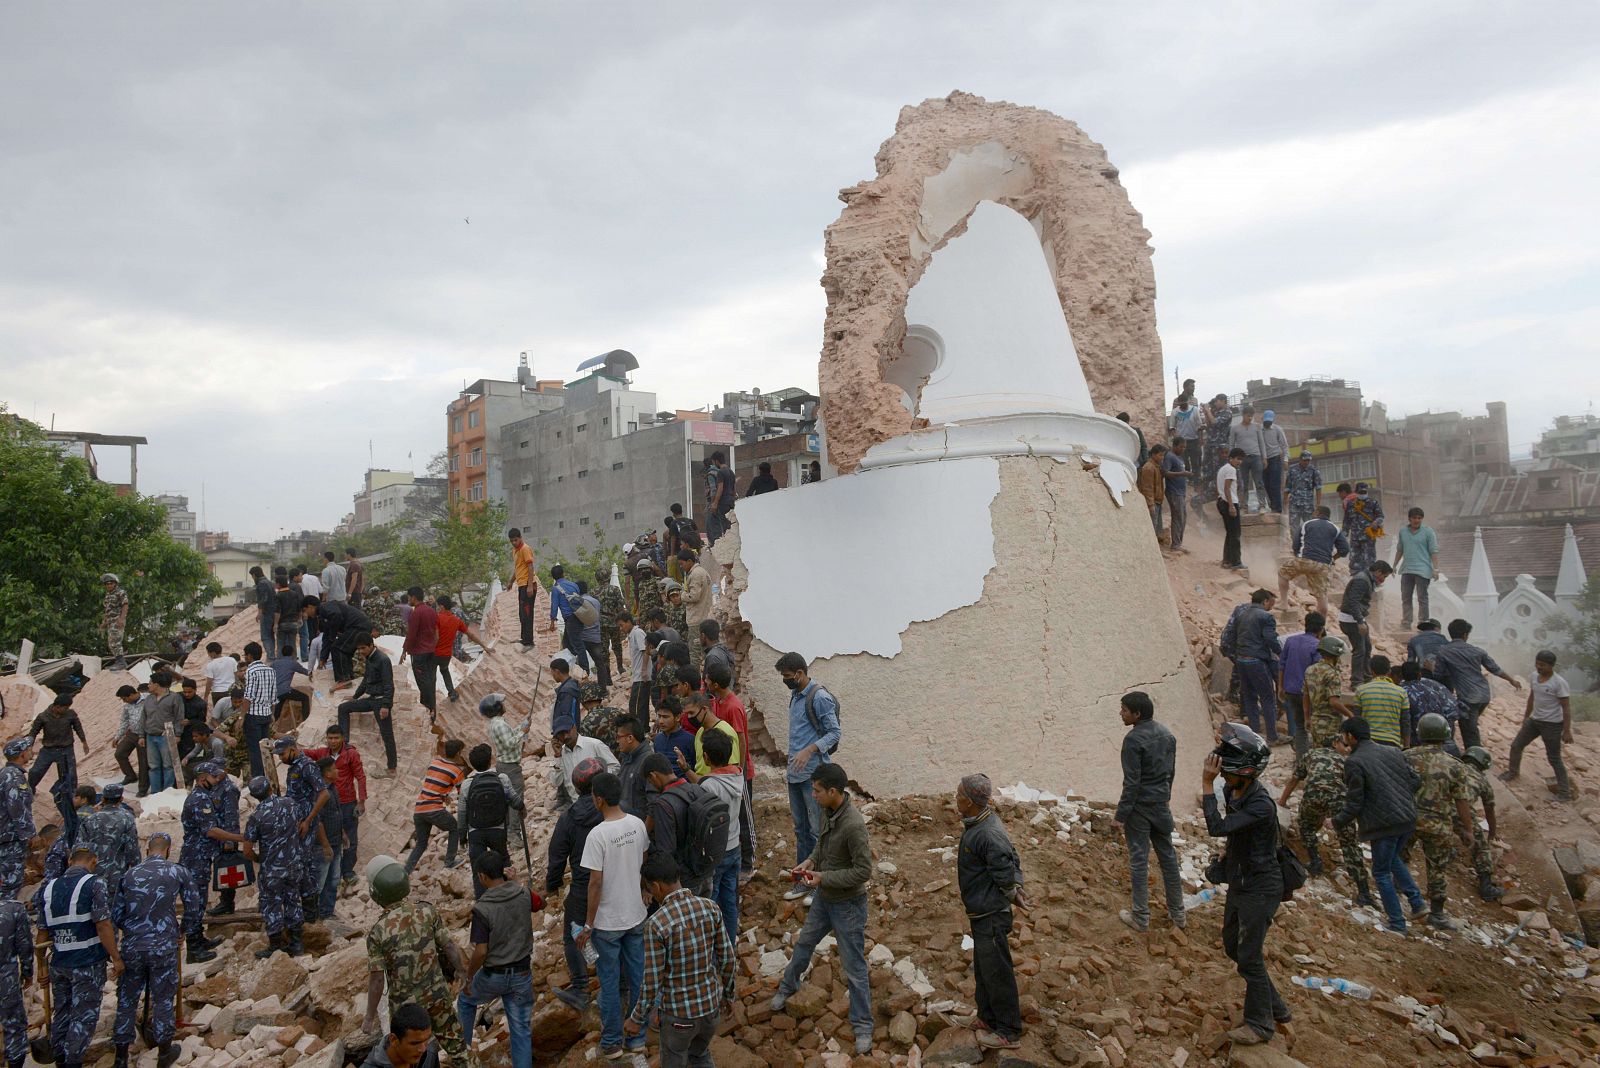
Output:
[970,911,1022,1040]
[1222,890,1285,1037]
[1458,700,1489,751]
[560,617,590,671]
[517,584,536,645]
[338,697,397,770]
[629,681,652,721]
[436,657,457,699]
[1340,621,1371,687]
[1217,500,1242,567]
[410,652,438,714]
[586,642,610,690]
[276,690,310,726]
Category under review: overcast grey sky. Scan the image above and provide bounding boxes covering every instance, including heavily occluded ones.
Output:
[3,3,1596,536]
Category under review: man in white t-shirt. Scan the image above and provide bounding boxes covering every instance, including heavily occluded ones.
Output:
[1215,448,1245,570]
[623,614,652,722]
[1502,650,1574,800]
[200,641,239,704]
[576,772,649,1059]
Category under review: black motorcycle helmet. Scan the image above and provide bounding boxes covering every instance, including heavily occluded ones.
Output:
[1213,722,1270,781]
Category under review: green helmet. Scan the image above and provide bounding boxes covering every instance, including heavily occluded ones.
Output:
[1463,746,1492,771]
[367,855,410,906]
[1416,712,1450,745]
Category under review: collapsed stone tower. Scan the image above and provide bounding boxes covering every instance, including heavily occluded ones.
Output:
[720,92,1211,801]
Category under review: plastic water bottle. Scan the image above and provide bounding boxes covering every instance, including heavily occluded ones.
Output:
[571,923,599,967]
[1183,888,1217,910]
[1292,976,1372,999]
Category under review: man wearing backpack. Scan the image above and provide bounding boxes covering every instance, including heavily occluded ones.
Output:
[457,745,524,900]
[775,653,841,904]
[641,754,728,898]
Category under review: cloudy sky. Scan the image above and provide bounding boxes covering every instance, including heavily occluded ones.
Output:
[3,3,1596,536]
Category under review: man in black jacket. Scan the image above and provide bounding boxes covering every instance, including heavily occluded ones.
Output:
[303,596,374,688]
[1201,724,1287,1047]
[641,754,717,896]
[1331,717,1425,933]
[954,774,1029,1052]
[1337,561,1393,687]
[1113,691,1185,933]
[336,633,398,775]
[612,717,650,818]
[546,758,604,1011]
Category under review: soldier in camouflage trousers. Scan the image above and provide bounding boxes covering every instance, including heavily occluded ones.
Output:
[0,738,37,902]
[114,833,206,1067]
[664,582,688,639]
[1280,742,1374,907]
[1459,747,1506,901]
[244,777,305,958]
[363,856,479,1067]
[634,560,664,620]
[579,681,627,751]
[0,895,32,1068]
[596,570,628,677]
[1405,713,1476,929]
[79,789,142,916]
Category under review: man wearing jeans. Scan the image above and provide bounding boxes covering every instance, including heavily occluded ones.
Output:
[142,671,184,792]
[458,850,536,1068]
[1332,717,1425,933]
[1336,562,1392,688]
[240,642,278,780]
[627,854,737,1068]
[1502,651,1574,801]
[1113,692,1185,934]
[406,740,468,873]
[338,634,398,775]
[772,763,875,1055]
[397,587,439,725]
[1278,613,1324,745]
[1230,590,1282,744]
[576,773,648,1060]
[1227,405,1268,512]
[775,652,841,903]
[303,725,368,886]
[1394,508,1439,628]
[1431,618,1522,750]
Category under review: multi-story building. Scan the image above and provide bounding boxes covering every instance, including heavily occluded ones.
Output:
[273,530,331,561]
[1241,377,1364,446]
[1535,413,1600,472]
[713,388,821,491]
[154,493,198,548]
[1390,403,1512,512]
[500,352,736,558]
[445,353,567,508]
[203,544,273,619]
[350,470,416,532]
[40,429,149,495]
[1297,428,1442,534]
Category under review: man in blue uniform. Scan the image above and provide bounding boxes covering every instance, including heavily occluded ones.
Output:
[41,846,124,1068]
[206,767,244,917]
[0,889,33,1068]
[244,776,307,958]
[0,738,37,900]
[79,787,141,915]
[178,763,239,960]
[115,832,203,1068]
[274,737,330,916]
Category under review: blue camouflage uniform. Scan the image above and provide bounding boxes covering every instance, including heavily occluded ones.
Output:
[114,854,200,1048]
[41,864,111,1065]
[283,753,328,898]
[245,795,304,935]
[0,756,35,901]
[178,787,221,934]
[79,805,141,915]
[32,832,74,915]
[210,775,244,909]
[0,898,32,1066]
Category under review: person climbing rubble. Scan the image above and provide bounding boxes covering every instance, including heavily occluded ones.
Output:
[459,744,525,898]
[1114,691,1185,934]
[1502,649,1573,801]
[954,772,1029,1051]
[243,774,307,959]
[1332,717,1424,934]
[41,845,123,1068]
[478,692,531,854]
[456,850,538,1068]
[0,889,31,1068]
[1278,504,1347,619]
[113,832,202,1068]
[1341,482,1386,576]
[78,785,140,916]
[1279,734,1374,908]
[1433,618,1522,751]
[1405,713,1476,930]
[1458,747,1506,901]
[545,756,606,1012]
[1336,560,1393,688]
[274,735,331,917]
[0,737,39,901]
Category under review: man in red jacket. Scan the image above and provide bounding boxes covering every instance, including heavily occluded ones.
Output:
[302,724,368,894]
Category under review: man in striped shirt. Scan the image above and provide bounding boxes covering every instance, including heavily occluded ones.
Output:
[240,642,279,780]
[1355,656,1410,747]
[624,854,735,1067]
[479,694,530,854]
[405,738,468,873]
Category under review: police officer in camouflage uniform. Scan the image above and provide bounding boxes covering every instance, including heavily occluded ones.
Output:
[79,787,142,915]
[362,855,479,1067]
[579,681,627,751]
[596,567,627,677]
[244,775,306,958]
[206,767,244,916]
[1279,741,1374,908]
[0,891,33,1068]
[1404,713,1476,929]
[41,846,123,1068]
[114,832,204,1068]
[0,737,36,901]
[1459,747,1506,901]
[634,559,663,619]
[178,763,239,959]
[663,581,688,639]
[274,737,330,914]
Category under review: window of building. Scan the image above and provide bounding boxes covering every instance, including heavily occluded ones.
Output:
[578,469,589,479]
[613,511,625,521]
[1472,443,1488,456]
[468,410,480,429]
[611,461,624,471]
[519,440,529,450]
[576,423,587,433]
[453,415,462,434]
[580,516,590,526]
[470,447,483,467]
[520,482,531,492]
[469,481,484,502]
[449,454,459,472]
[602,416,610,425]
[1538,476,1561,491]
[556,430,562,439]
[557,520,564,529]
[627,422,637,433]
[556,475,564,483]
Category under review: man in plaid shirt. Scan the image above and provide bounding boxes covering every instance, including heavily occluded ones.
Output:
[624,854,735,1067]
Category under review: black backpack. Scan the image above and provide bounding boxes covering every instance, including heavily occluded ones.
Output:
[661,783,730,882]
[805,686,841,755]
[465,773,509,833]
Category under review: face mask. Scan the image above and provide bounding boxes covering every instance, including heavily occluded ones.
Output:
[782,677,802,690]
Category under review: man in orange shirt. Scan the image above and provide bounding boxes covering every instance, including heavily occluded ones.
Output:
[508,528,537,648]
[405,735,469,873]
[705,661,756,881]
[433,595,492,703]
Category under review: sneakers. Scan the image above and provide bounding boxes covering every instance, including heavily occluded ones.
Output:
[1118,909,1148,933]
[782,885,809,901]
[600,1047,627,1062]
[770,991,788,1013]
[1408,897,1428,919]
[975,1030,1019,1050]
[803,894,814,907]
[855,1034,874,1055]
[1497,771,1519,783]
[738,869,755,887]
[1225,1024,1270,1046]
[553,987,589,1012]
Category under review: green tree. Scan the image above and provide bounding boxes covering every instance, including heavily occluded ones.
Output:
[0,415,220,657]
[370,501,510,614]
[1548,570,1600,691]
[537,524,626,590]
